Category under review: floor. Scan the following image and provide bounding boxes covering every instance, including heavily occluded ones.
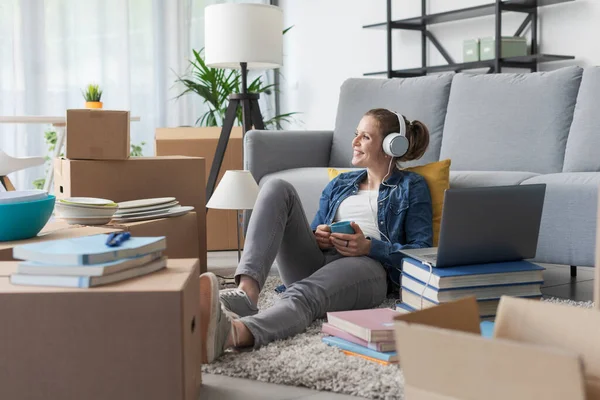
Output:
[200,251,596,399]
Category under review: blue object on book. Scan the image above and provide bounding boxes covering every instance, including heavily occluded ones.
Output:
[322,336,397,362]
[106,232,131,247]
[480,321,495,339]
[13,234,167,265]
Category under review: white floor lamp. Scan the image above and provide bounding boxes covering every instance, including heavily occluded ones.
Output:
[206,170,260,262]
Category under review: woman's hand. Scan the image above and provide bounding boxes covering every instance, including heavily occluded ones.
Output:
[314,224,334,249]
[330,222,371,257]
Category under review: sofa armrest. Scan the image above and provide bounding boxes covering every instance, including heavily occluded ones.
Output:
[244,129,333,183]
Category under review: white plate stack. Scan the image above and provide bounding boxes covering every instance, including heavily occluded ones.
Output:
[112,197,193,223]
[55,197,118,225]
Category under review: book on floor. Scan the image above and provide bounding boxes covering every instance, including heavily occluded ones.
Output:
[340,350,392,366]
[12,235,167,265]
[321,322,395,352]
[326,308,400,342]
[322,336,398,363]
[401,257,545,290]
[401,274,543,302]
[17,251,164,276]
[10,256,168,288]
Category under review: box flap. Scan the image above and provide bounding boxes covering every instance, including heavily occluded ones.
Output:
[394,297,481,334]
[155,127,242,141]
[495,296,600,398]
[394,321,586,400]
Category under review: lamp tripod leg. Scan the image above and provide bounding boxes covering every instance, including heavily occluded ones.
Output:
[236,209,242,263]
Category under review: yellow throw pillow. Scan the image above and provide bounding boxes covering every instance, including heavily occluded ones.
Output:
[327,159,451,246]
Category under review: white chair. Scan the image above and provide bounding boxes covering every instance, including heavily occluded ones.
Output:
[0,149,45,191]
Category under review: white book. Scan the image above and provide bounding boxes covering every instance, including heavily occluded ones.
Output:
[17,252,163,277]
[10,257,167,288]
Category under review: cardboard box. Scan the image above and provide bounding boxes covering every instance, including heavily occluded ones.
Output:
[394,297,600,399]
[66,109,130,160]
[54,156,207,272]
[0,259,201,400]
[110,212,200,260]
[156,127,243,251]
[0,220,120,262]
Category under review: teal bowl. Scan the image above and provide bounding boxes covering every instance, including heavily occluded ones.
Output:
[0,195,56,242]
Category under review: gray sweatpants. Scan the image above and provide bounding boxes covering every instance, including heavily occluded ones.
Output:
[235,179,388,348]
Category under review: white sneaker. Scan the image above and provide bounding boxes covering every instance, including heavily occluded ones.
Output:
[219,288,259,318]
[200,272,233,364]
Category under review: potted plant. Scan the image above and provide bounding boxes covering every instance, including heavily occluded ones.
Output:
[82,84,103,109]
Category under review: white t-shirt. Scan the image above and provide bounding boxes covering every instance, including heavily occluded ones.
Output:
[333,190,381,240]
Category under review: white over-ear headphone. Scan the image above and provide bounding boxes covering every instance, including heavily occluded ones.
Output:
[382,112,409,158]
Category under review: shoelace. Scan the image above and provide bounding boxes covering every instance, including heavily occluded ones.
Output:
[220,289,246,299]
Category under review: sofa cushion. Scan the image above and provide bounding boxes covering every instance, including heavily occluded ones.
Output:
[519,173,599,267]
[563,67,600,172]
[440,66,583,174]
[521,172,600,186]
[331,74,454,168]
[259,168,331,223]
[450,171,540,189]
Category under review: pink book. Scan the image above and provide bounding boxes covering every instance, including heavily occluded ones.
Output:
[326,308,399,342]
[321,322,396,352]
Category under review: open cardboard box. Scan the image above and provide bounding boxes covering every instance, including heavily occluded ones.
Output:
[0,259,201,400]
[394,296,600,400]
[155,127,243,251]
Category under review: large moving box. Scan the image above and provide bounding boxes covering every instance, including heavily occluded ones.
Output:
[0,259,202,400]
[394,297,600,400]
[156,127,243,251]
[54,156,207,272]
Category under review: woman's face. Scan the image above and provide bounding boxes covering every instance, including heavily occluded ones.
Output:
[351,116,388,168]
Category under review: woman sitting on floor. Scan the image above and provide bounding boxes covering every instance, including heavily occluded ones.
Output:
[200,108,433,362]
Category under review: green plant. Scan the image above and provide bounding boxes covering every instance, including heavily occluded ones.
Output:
[32,129,63,189]
[175,29,298,129]
[82,84,103,102]
[130,141,146,157]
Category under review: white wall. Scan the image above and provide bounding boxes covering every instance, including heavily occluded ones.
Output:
[278,0,599,131]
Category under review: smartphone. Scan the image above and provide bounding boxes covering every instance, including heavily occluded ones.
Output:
[330,221,355,234]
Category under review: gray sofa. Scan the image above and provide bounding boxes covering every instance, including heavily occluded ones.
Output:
[245,66,599,268]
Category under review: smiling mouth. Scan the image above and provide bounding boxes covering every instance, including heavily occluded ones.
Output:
[353,150,364,155]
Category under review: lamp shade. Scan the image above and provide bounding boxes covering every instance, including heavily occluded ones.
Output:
[204,3,283,70]
[206,170,260,210]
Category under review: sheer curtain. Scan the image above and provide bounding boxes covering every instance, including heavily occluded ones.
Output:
[0,0,272,190]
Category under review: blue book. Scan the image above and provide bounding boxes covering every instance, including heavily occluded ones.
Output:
[480,321,495,339]
[10,257,167,288]
[401,274,542,302]
[402,257,545,290]
[13,235,167,265]
[17,252,164,276]
[322,336,398,363]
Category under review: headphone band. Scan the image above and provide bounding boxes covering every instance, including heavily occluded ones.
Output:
[393,112,407,138]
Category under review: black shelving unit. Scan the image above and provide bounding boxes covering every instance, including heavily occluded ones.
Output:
[364,0,575,78]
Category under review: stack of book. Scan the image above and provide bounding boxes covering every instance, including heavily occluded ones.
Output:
[10,234,167,288]
[397,258,545,319]
[321,308,400,366]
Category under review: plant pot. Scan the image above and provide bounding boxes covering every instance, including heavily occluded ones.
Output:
[85,101,103,109]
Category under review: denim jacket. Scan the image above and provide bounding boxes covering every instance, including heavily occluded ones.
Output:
[310,169,433,270]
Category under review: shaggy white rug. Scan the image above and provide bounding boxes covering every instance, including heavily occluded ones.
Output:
[202,276,594,400]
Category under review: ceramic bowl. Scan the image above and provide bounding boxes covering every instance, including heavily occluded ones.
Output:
[55,201,118,219]
[0,195,55,241]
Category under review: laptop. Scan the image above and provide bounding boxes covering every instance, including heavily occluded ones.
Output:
[400,184,546,268]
